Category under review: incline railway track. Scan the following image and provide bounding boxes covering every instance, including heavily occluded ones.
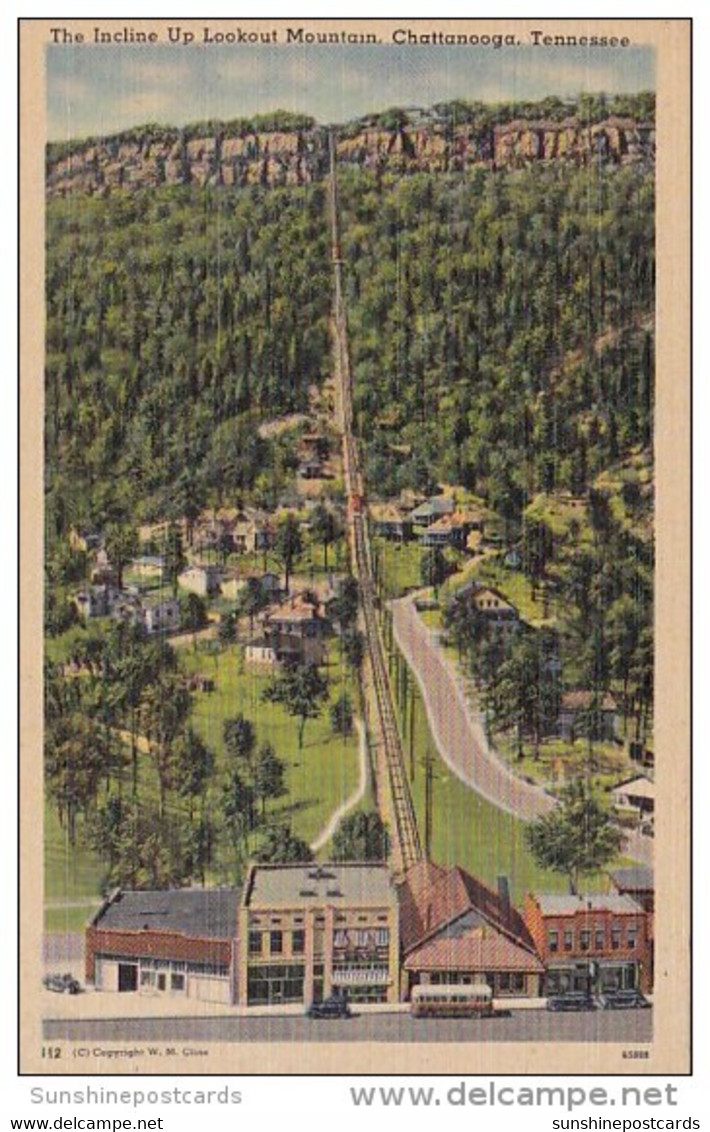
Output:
[327,133,422,875]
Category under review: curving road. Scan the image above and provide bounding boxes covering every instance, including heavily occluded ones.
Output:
[391,594,553,820]
[391,594,653,866]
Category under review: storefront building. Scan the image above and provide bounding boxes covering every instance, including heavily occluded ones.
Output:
[86,887,238,1004]
[237,863,400,1006]
[523,893,653,996]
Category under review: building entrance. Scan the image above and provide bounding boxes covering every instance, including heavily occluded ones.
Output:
[118,963,138,992]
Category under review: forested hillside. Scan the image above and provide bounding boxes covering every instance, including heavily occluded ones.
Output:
[338,163,654,508]
[43,96,657,894]
[45,183,331,538]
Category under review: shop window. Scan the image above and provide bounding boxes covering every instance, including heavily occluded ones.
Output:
[246,963,305,1006]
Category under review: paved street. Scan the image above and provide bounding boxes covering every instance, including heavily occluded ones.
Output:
[391,594,653,866]
[44,1008,652,1045]
[391,595,553,820]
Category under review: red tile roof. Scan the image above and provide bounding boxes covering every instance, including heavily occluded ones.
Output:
[398,863,535,959]
[405,924,544,973]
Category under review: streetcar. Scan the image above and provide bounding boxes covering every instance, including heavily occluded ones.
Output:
[410,983,494,1019]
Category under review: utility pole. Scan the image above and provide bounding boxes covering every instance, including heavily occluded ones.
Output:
[408,682,417,782]
[424,748,434,861]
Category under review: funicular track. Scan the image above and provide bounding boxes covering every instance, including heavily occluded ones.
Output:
[327,134,422,875]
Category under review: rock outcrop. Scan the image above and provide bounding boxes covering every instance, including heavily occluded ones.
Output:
[46,116,655,198]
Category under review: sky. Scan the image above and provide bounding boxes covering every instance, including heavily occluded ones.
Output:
[46,38,655,140]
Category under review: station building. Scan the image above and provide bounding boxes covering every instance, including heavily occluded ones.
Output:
[398,861,544,999]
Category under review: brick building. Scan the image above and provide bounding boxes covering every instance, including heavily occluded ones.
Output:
[523,893,653,996]
[85,888,238,1004]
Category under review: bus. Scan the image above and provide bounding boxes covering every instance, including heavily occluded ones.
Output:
[410,983,494,1019]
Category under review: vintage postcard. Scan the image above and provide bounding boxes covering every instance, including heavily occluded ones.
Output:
[20,17,690,1075]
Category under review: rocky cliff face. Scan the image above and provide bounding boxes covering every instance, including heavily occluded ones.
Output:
[46,117,655,197]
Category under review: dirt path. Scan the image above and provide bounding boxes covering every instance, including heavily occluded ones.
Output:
[310,719,369,852]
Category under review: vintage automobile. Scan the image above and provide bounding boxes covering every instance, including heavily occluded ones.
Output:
[305,994,352,1019]
[546,991,596,1012]
[43,972,81,995]
[596,988,650,1010]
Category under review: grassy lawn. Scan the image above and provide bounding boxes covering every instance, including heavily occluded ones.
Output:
[389,645,630,905]
[181,642,361,848]
[44,803,107,930]
[44,639,362,918]
[372,538,426,599]
[493,734,632,796]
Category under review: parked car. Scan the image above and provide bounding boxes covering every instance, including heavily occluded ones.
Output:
[306,995,352,1019]
[546,991,595,1012]
[596,988,650,1010]
[43,972,81,995]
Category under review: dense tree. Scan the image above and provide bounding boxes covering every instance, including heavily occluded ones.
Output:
[328,576,359,631]
[96,801,190,889]
[274,515,303,595]
[262,661,329,749]
[484,632,561,759]
[332,811,389,862]
[163,522,186,596]
[180,592,208,636]
[525,780,623,893]
[223,714,256,770]
[253,743,287,817]
[221,768,257,869]
[254,824,313,864]
[239,576,269,632]
[330,692,354,736]
[341,627,365,672]
[139,673,192,815]
[420,547,449,594]
[103,523,138,589]
[310,502,341,572]
[173,728,215,818]
[45,715,109,844]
